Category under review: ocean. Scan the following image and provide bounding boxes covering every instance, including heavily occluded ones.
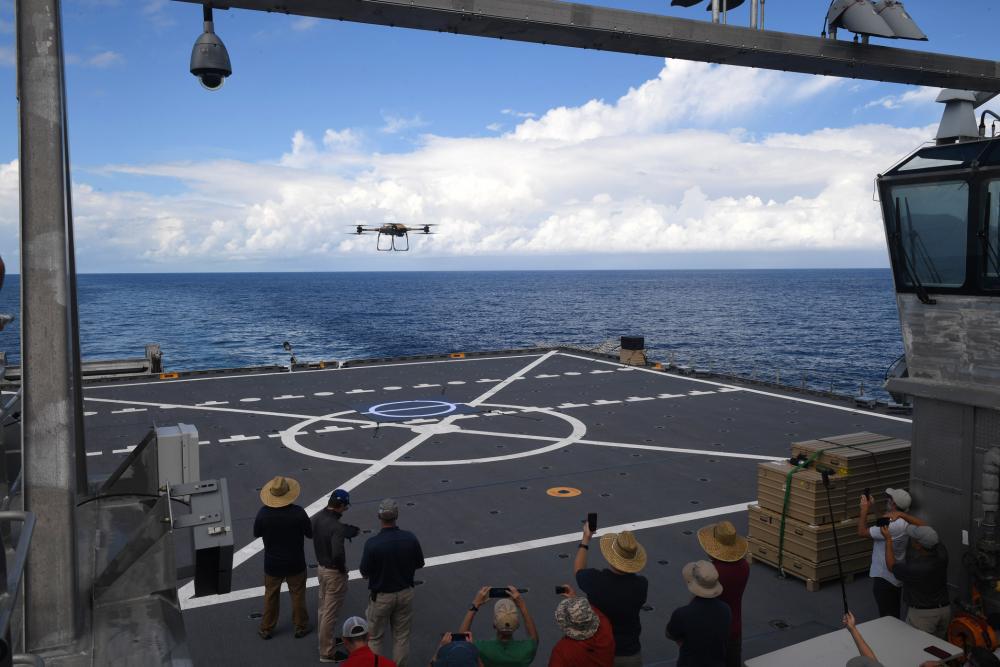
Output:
[0,269,903,398]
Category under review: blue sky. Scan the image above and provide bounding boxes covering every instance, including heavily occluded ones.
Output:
[0,0,996,271]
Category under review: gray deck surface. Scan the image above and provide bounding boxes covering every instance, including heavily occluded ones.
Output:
[81,350,913,666]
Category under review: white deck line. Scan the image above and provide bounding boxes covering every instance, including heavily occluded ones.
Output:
[452,428,783,462]
[178,351,559,603]
[84,353,544,390]
[556,352,913,424]
[180,501,751,610]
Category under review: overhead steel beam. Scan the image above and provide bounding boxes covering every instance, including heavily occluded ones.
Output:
[174,0,1000,91]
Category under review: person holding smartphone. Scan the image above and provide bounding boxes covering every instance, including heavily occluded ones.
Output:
[857,488,916,619]
[574,518,647,667]
[458,585,539,666]
[429,632,484,667]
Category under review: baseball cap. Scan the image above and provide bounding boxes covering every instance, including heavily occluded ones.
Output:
[907,525,939,548]
[433,641,479,666]
[378,498,399,520]
[342,616,369,638]
[885,488,912,511]
[329,489,351,507]
[493,599,520,633]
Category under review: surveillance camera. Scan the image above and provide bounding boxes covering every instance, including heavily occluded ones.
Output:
[190,16,231,91]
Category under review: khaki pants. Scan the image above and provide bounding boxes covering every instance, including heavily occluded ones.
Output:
[906,605,951,639]
[367,587,414,667]
[317,567,348,658]
[260,571,309,635]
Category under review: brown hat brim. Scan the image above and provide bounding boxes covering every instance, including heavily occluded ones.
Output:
[260,477,301,508]
[697,524,748,563]
[599,533,647,574]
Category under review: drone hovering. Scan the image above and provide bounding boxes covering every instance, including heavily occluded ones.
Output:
[350,223,436,251]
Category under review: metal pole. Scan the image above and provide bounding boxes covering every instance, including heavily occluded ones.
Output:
[750,0,757,29]
[759,0,765,30]
[16,0,81,652]
[711,0,719,23]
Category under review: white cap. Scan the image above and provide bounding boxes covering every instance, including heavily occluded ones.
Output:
[885,488,911,511]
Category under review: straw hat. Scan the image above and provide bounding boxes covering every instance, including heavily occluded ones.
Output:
[697,520,748,562]
[260,476,301,508]
[682,560,723,598]
[599,531,647,574]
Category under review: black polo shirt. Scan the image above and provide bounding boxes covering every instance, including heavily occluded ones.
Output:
[253,504,313,577]
[359,526,424,593]
[891,543,949,609]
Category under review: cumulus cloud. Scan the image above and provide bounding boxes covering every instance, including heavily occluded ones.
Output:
[0,60,935,270]
[380,113,427,134]
[865,86,939,110]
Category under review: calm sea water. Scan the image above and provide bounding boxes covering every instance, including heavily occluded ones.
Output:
[0,270,903,397]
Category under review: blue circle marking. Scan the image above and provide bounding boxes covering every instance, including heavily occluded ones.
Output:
[367,400,458,419]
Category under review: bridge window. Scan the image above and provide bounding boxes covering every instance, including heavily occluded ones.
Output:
[887,181,968,289]
[983,181,1000,290]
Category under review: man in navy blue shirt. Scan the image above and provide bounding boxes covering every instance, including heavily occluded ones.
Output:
[360,498,424,667]
[666,560,731,667]
[253,476,313,640]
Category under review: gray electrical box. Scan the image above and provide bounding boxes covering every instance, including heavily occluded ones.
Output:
[155,423,200,489]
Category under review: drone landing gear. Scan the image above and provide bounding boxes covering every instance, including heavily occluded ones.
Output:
[377,232,410,251]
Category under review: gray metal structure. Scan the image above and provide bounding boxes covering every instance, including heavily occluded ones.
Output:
[15,0,85,654]
[175,0,1000,91]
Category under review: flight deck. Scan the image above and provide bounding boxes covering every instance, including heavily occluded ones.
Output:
[81,349,913,665]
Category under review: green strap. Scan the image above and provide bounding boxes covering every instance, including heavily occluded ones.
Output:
[775,448,830,575]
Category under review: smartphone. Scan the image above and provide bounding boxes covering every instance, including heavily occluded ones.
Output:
[876,517,891,527]
[451,633,468,642]
[488,587,510,598]
[587,513,598,532]
[555,585,568,595]
[923,645,950,659]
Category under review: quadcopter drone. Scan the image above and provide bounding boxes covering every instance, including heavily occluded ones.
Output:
[350,223,436,251]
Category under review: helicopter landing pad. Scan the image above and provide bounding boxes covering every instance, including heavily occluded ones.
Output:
[81,349,913,665]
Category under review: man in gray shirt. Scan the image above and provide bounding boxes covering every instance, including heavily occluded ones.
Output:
[313,488,360,662]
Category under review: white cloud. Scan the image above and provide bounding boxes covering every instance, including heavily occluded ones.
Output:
[380,113,427,134]
[501,109,537,119]
[486,122,504,132]
[86,51,123,68]
[0,60,933,270]
[865,86,939,110]
[291,17,320,30]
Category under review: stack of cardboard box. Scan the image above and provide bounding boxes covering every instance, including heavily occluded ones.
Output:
[748,432,911,591]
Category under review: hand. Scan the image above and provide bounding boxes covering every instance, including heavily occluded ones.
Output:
[843,611,856,630]
[859,494,871,512]
[558,584,576,598]
[887,510,902,522]
[472,586,490,609]
[507,586,524,607]
[879,525,891,540]
[582,521,593,544]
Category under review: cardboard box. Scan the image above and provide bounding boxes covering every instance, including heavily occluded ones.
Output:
[748,537,871,584]
[748,503,872,561]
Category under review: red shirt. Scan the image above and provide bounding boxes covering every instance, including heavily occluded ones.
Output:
[548,607,615,667]
[344,646,397,667]
[714,557,750,640]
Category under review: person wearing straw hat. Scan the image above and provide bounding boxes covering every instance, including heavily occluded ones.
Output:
[697,520,749,667]
[548,586,615,667]
[573,522,647,667]
[665,561,731,667]
[458,585,539,667]
[253,475,313,640]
